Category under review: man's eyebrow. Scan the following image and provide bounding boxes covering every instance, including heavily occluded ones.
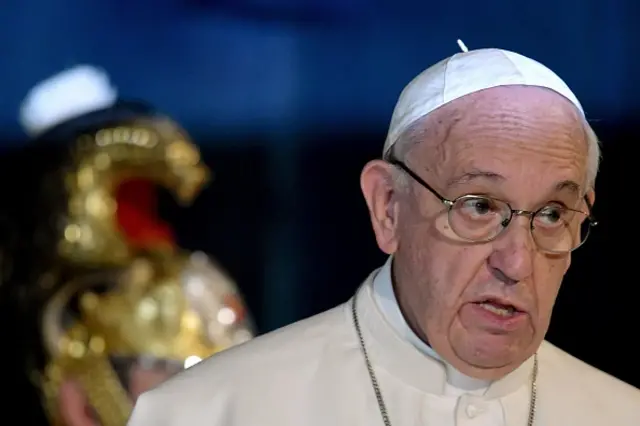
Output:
[447,169,582,194]
[445,172,582,196]
[445,170,505,188]
[554,180,581,195]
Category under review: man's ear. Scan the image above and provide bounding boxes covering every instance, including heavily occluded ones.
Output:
[58,379,99,426]
[360,160,401,254]
[586,188,595,209]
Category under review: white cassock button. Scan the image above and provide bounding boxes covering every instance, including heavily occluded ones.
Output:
[466,404,480,418]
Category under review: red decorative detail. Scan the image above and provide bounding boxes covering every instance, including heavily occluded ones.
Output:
[115,179,176,248]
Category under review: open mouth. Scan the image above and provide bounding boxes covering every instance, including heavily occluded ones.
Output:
[474,299,522,317]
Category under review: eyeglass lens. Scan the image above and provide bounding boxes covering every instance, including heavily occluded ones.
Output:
[448,196,590,253]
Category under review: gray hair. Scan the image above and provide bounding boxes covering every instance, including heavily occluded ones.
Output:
[389,115,601,193]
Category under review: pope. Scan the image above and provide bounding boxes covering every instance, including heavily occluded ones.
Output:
[128,44,640,426]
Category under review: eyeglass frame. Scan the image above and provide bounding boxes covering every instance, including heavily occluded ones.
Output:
[386,156,598,253]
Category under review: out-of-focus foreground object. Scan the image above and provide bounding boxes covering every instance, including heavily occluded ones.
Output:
[6,65,255,426]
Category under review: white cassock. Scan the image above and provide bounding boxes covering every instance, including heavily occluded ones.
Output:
[128,258,640,425]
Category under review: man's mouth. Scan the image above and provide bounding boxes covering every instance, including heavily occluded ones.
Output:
[474,299,522,317]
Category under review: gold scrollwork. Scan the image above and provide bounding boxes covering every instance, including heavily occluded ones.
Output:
[95,126,157,149]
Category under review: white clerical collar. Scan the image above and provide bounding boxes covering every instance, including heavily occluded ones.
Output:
[372,257,444,360]
[369,256,529,396]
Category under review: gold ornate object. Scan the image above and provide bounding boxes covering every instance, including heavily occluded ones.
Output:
[60,118,210,266]
[33,114,254,426]
[43,254,253,363]
[41,253,254,426]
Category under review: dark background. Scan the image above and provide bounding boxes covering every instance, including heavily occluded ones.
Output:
[0,0,639,420]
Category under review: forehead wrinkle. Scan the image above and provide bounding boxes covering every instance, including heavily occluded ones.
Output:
[445,169,505,189]
[460,90,583,137]
[408,104,465,173]
[451,90,581,156]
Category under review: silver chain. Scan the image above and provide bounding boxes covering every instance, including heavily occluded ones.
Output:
[351,295,538,426]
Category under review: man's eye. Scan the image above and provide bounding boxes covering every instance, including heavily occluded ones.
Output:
[459,198,500,217]
[536,206,566,226]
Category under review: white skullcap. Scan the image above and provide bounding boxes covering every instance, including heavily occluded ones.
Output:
[384,43,585,156]
[19,65,118,138]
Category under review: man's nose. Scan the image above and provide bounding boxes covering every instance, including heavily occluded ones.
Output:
[487,217,534,284]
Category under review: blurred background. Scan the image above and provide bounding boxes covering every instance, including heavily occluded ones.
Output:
[0,0,638,421]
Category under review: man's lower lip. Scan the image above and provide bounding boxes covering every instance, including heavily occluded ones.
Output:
[463,303,527,330]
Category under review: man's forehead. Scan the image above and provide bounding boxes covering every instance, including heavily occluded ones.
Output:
[414,86,587,151]
[411,86,589,188]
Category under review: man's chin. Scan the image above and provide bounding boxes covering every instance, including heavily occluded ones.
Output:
[439,338,528,380]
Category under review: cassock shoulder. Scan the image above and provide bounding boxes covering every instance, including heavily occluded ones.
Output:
[128,303,354,426]
[538,341,640,424]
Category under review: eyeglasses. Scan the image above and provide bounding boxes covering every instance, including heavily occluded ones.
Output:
[388,158,598,254]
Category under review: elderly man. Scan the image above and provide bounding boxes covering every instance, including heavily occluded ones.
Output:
[127,46,640,425]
